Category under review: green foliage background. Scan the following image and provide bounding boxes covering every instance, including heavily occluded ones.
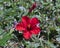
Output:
[0,0,60,48]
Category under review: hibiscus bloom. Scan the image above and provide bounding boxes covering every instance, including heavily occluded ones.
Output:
[29,2,37,12]
[15,16,41,40]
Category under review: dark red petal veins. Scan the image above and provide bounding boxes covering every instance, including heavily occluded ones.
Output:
[15,22,26,31]
[23,31,32,40]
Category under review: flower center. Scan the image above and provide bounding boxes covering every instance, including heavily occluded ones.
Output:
[28,24,30,28]
[27,24,31,30]
[28,24,31,28]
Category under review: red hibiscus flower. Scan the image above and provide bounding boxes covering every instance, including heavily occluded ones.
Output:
[15,16,41,40]
[29,2,37,12]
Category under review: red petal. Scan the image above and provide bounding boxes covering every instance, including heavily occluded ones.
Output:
[30,27,41,35]
[22,16,30,27]
[30,17,40,27]
[15,22,26,31]
[23,31,32,40]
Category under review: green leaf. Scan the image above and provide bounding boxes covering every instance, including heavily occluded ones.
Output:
[0,29,14,46]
